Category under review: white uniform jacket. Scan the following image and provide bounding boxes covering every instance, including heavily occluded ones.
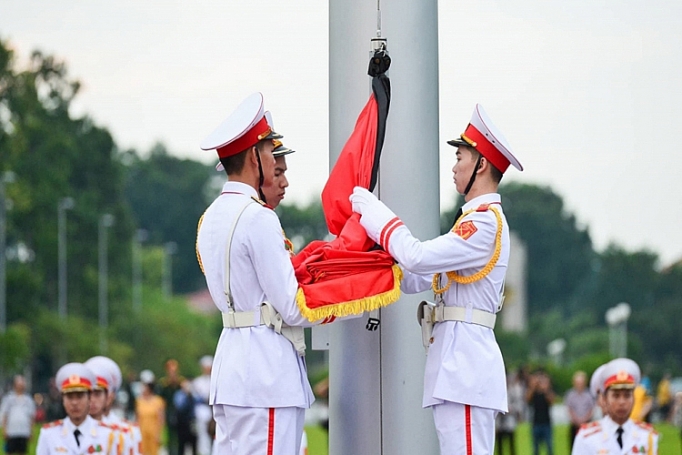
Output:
[571,416,659,455]
[36,415,120,455]
[103,413,140,455]
[196,181,315,409]
[362,193,509,412]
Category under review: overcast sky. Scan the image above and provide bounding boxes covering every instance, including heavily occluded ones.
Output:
[2,0,681,266]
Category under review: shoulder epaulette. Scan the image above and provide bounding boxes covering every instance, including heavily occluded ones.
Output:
[635,421,657,434]
[578,421,602,438]
[42,419,63,429]
[580,421,600,430]
[476,203,491,212]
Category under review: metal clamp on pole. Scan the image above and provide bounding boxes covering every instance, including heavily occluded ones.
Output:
[365,309,381,331]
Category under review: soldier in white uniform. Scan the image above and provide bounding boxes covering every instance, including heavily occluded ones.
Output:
[192,355,213,455]
[350,104,523,454]
[261,140,294,210]
[196,93,340,455]
[572,358,659,455]
[261,141,310,455]
[36,363,121,455]
[590,364,607,418]
[85,356,140,455]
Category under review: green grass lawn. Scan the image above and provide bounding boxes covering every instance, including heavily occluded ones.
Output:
[3,422,678,454]
[304,422,681,455]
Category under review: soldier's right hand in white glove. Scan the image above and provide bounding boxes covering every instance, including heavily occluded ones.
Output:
[349,186,400,246]
[349,186,378,216]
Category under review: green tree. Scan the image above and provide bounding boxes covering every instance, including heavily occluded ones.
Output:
[0,40,136,324]
[123,144,213,294]
[500,183,595,315]
[277,200,329,250]
[441,183,595,315]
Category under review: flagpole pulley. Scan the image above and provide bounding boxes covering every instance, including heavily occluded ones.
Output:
[369,0,389,76]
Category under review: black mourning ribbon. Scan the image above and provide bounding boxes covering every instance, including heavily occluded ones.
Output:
[616,426,624,449]
[74,428,82,447]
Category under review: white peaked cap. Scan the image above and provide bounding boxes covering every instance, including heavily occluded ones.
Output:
[85,356,122,392]
[590,364,606,397]
[601,358,641,391]
[56,362,96,393]
[201,93,271,156]
[448,104,523,173]
[264,111,283,140]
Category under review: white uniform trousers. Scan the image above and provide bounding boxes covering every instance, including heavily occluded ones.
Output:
[195,403,213,455]
[433,401,496,455]
[213,405,304,455]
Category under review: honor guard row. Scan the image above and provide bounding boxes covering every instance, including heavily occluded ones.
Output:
[36,363,125,455]
[572,358,659,455]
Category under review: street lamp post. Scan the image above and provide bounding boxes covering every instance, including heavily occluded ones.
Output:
[98,214,115,353]
[132,229,147,312]
[547,338,567,366]
[162,242,177,300]
[605,302,631,358]
[57,197,75,320]
[0,171,17,333]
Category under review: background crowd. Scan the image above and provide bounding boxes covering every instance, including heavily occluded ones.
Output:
[0,356,215,455]
[494,366,682,455]
[2,360,681,454]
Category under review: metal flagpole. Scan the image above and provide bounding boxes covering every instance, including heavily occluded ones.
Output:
[328,0,440,453]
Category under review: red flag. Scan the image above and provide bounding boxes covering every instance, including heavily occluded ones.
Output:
[293,51,401,322]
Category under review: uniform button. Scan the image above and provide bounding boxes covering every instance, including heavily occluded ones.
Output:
[429,337,434,344]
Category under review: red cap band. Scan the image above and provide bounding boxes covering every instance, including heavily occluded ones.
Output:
[463,124,510,173]
[95,376,109,390]
[216,117,271,158]
[603,371,635,389]
[61,375,93,391]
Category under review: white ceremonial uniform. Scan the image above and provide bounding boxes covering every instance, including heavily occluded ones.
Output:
[358,192,509,454]
[571,416,659,455]
[197,181,315,406]
[103,412,140,455]
[372,192,508,411]
[192,373,213,455]
[197,181,314,454]
[36,415,121,455]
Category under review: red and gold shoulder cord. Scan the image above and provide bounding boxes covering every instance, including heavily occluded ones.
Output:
[432,204,503,294]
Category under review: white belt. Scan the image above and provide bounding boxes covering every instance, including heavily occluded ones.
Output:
[433,304,496,329]
[221,307,266,328]
[222,303,306,356]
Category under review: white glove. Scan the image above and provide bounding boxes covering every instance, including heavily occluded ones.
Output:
[350,186,400,246]
[349,186,379,215]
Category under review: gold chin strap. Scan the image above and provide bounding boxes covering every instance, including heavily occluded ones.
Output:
[432,205,503,294]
